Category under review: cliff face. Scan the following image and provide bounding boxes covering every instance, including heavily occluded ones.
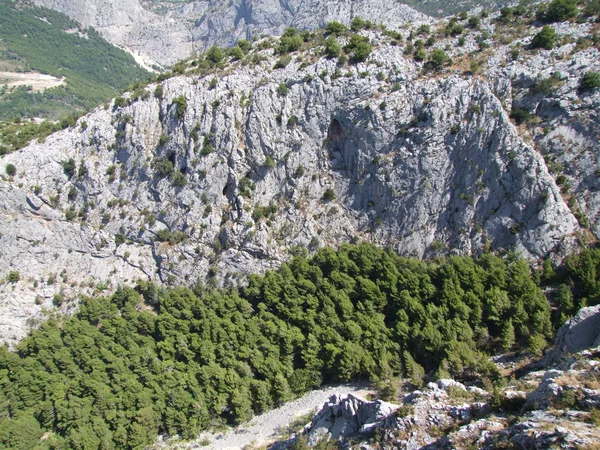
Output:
[32,0,429,66]
[1,14,599,344]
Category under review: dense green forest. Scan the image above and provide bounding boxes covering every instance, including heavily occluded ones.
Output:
[0,0,150,120]
[2,243,598,449]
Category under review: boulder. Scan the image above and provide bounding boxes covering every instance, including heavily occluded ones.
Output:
[549,305,600,364]
[305,394,398,446]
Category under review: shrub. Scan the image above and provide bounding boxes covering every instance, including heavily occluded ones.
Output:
[274,54,292,69]
[427,49,451,71]
[263,155,276,169]
[201,137,214,155]
[344,34,372,63]
[8,271,20,283]
[326,21,346,35]
[324,36,342,58]
[322,188,335,202]
[278,29,303,54]
[159,134,170,146]
[5,163,16,176]
[580,71,600,91]
[154,84,164,100]
[156,229,187,245]
[237,39,252,53]
[276,83,289,96]
[152,156,174,177]
[228,45,244,60]
[414,47,428,61]
[531,73,563,94]
[351,17,366,31]
[543,0,578,22]
[468,16,481,29]
[205,46,224,64]
[172,95,187,120]
[171,171,187,187]
[530,25,557,50]
[510,107,532,124]
[62,158,75,179]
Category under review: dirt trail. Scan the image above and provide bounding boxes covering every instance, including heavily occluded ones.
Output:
[0,71,64,91]
[159,384,373,450]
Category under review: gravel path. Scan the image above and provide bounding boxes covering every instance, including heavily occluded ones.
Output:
[161,384,372,450]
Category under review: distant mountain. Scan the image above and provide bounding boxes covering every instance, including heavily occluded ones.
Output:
[33,0,430,66]
[0,0,150,121]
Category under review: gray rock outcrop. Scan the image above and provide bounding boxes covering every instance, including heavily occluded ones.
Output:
[33,0,429,66]
[549,305,600,364]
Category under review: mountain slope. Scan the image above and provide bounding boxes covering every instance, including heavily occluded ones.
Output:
[32,0,429,66]
[0,0,150,120]
[3,5,599,344]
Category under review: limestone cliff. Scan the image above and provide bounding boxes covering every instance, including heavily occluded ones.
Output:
[32,0,429,66]
[1,12,599,344]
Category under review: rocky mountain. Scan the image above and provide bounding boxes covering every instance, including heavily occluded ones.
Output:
[32,0,429,66]
[1,5,599,345]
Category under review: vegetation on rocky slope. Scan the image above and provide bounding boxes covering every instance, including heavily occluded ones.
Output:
[2,243,599,449]
[0,0,150,154]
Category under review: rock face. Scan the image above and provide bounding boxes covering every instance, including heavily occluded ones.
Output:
[305,394,397,445]
[33,0,429,66]
[1,14,599,345]
[549,305,600,364]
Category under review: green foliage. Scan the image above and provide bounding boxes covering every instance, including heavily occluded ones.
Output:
[468,16,481,29]
[344,35,372,63]
[531,72,564,94]
[0,244,567,448]
[253,202,278,221]
[7,270,19,283]
[530,25,557,50]
[325,21,346,35]
[510,107,532,124]
[322,188,336,202]
[427,49,451,71]
[580,71,600,91]
[205,45,224,64]
[0,1,149,120]
[172,95,187,120]
[154,84,164,100]
[541,0,578,22]
[156,229,187,245]
[152,156,174,177]
[274,54,292,69]
[414,47,428,62]
[0,118,62,155]
[276,83,289,96]
[263,155,276,169]
[278,28,304,54]
[350,17,369,31]
[237,39,253,54]
[324,36,342,58]
[61,158,75,179]
[5,163,15,176]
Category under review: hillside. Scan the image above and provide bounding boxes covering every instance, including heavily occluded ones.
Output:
[0,1,600,448]
[1,1,600,345]
[32,0,429,66]
[0,1,150,123]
